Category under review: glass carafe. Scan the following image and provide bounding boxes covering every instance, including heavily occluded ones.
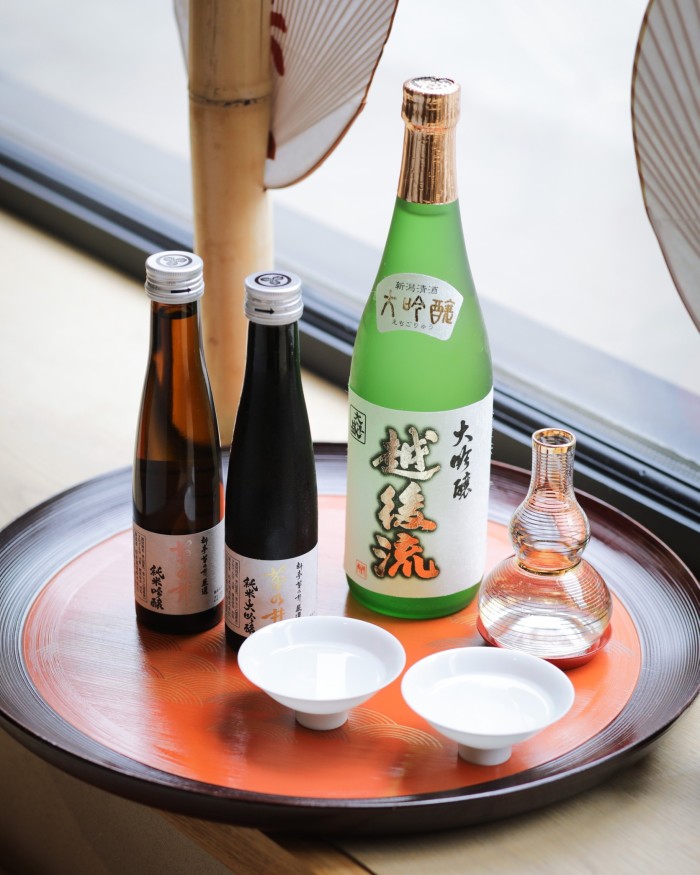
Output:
[477,428,612,664]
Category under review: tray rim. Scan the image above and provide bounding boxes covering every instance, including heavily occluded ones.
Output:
[0,445,698,836]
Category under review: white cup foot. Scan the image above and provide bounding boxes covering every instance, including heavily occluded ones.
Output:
[458,744,512,766]
[295,710,348,731]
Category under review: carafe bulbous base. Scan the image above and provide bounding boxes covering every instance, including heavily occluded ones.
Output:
[477,555,612,662]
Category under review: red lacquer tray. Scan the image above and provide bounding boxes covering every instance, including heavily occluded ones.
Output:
[0,446,697,836]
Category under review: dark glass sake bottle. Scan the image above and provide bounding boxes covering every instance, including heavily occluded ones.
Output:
[345,77,493,619]
[225,271,318,650]
[133,251,224,633]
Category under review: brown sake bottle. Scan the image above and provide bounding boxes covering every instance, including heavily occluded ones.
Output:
[133,251,224,633]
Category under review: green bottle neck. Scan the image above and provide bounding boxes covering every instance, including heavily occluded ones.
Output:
[393,197,459,216]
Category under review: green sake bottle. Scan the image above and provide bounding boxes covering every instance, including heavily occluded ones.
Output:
[344,77,493,619]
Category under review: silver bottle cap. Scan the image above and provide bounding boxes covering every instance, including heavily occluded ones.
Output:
[145,251,205,303]
[244,271,303,325]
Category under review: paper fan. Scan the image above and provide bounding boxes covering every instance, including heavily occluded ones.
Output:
[174,0,399,189]
[632,0,700,331]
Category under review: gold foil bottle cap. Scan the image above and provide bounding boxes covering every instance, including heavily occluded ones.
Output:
[402,77,460,130]
[398,77,460,204]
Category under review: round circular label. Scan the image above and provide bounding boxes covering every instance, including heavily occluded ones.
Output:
[156,254,192,268]
[255,273,291,287]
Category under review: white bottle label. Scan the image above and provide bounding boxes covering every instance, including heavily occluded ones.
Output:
[133,521,224,615]
[224,545,318,637]
[345,389,493,599]
[375,273,464,340]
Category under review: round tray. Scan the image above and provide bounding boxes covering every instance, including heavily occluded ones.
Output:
[0,446,697,836]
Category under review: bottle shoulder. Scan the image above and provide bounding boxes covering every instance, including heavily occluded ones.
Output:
[376,198,469,281]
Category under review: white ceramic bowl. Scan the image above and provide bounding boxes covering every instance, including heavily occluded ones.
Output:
[401,647,575,765]
[237,616,406,730]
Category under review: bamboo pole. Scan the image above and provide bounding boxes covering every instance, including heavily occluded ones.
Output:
[189,0,273,444]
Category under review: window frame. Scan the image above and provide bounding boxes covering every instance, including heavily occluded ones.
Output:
[2,134,698,577]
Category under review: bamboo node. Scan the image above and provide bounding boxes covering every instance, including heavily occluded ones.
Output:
[189,91,269,109]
